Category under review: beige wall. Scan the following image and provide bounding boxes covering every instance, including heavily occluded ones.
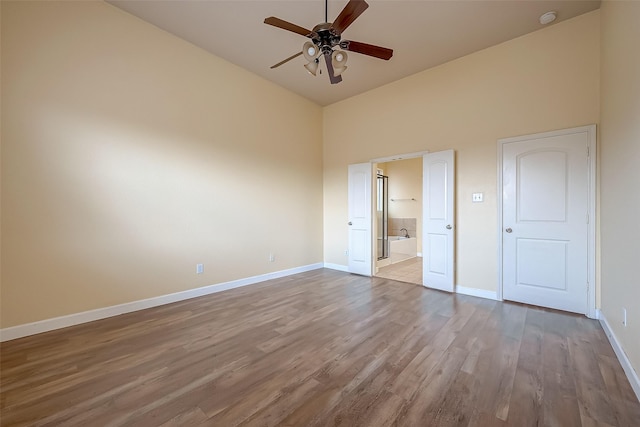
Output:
[0,1,323,328]
[599,1,640,377]
[0,2,4,319]
[323,11,600,292]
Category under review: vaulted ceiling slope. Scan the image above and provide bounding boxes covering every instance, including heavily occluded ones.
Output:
[108,1,600,106]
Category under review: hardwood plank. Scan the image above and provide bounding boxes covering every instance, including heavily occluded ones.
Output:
[598,354,640,426]
[1,269,639,426]
[396,345,468,425]
[503,308,545,427]
[541,310,583,427]
[468,303,525,421]
[157,406,208,427]
[569,336,620,426]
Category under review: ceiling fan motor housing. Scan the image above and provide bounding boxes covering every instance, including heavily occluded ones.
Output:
[311,23,341,54]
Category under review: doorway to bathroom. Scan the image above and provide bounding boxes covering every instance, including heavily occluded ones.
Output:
[347,149,455,291]
[374,158,423,285]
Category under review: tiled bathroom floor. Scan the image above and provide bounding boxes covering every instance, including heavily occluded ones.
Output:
[376,257,422,285]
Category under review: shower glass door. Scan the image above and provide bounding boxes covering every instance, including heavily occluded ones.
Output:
[377,173,389,260]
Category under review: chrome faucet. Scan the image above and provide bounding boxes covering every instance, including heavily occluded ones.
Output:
[400,228,409,238]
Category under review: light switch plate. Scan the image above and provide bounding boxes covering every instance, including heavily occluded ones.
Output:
[472,192,484,203]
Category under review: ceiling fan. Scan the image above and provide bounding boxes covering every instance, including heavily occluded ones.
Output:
[264,0,393,84]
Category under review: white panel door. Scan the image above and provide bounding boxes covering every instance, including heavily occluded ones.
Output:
[502,128,591,314]
[348,163,372,276]
[423,150,455,292]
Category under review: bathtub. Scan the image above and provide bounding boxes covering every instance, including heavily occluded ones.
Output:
[388,236,417,263]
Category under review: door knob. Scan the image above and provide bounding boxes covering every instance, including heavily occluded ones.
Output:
[446,224,452,230]
[348,222,352,226]
[505,228,512,233]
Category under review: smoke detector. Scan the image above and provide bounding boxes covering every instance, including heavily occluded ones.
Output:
[539,11,557,25]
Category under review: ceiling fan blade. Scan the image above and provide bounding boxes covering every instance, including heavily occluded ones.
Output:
[332,0,369,34]
[341,40,393,60]
[324,52,343,84]
[264,17,313,37]
[270,51,304,69]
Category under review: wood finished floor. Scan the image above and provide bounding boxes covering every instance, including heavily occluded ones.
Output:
[1,269,639,427]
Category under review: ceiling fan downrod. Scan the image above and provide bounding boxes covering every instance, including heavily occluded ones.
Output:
[325,0,328,24]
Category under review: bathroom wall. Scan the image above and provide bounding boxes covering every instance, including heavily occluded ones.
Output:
[385,157,422,253]
[388,218,416,239]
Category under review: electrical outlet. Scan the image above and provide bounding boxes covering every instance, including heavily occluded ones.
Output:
[196,263,204,274]
[472,192,484,203]
[623,308,627,327]
[269,253,275,262]
[345,250,349,256]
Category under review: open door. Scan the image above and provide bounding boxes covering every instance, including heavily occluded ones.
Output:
[423,150,455,292]
[348,163,373,276]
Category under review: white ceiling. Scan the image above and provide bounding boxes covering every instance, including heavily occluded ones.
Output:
[108,0,600,106]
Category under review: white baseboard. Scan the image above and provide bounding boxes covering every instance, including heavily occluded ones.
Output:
[0,263,324,342]
[321,266,499,303]
[455,285,498,301]
[598,309,640,401]
[323,263,349,272]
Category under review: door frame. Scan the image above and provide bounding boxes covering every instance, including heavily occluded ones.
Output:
[496,125,597,318]
[369,152,428,278]
[368,150,454,293]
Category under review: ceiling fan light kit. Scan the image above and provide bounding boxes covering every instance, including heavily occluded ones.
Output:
[264,0,393,84]
[303,41,320,62]
[304,59,319,76]
[331,50,348,76]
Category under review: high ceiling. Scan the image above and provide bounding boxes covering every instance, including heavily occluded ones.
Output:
[108,1,600,106]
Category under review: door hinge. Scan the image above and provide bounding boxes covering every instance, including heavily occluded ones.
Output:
[586,213,589,224]
[587,145,590,158]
